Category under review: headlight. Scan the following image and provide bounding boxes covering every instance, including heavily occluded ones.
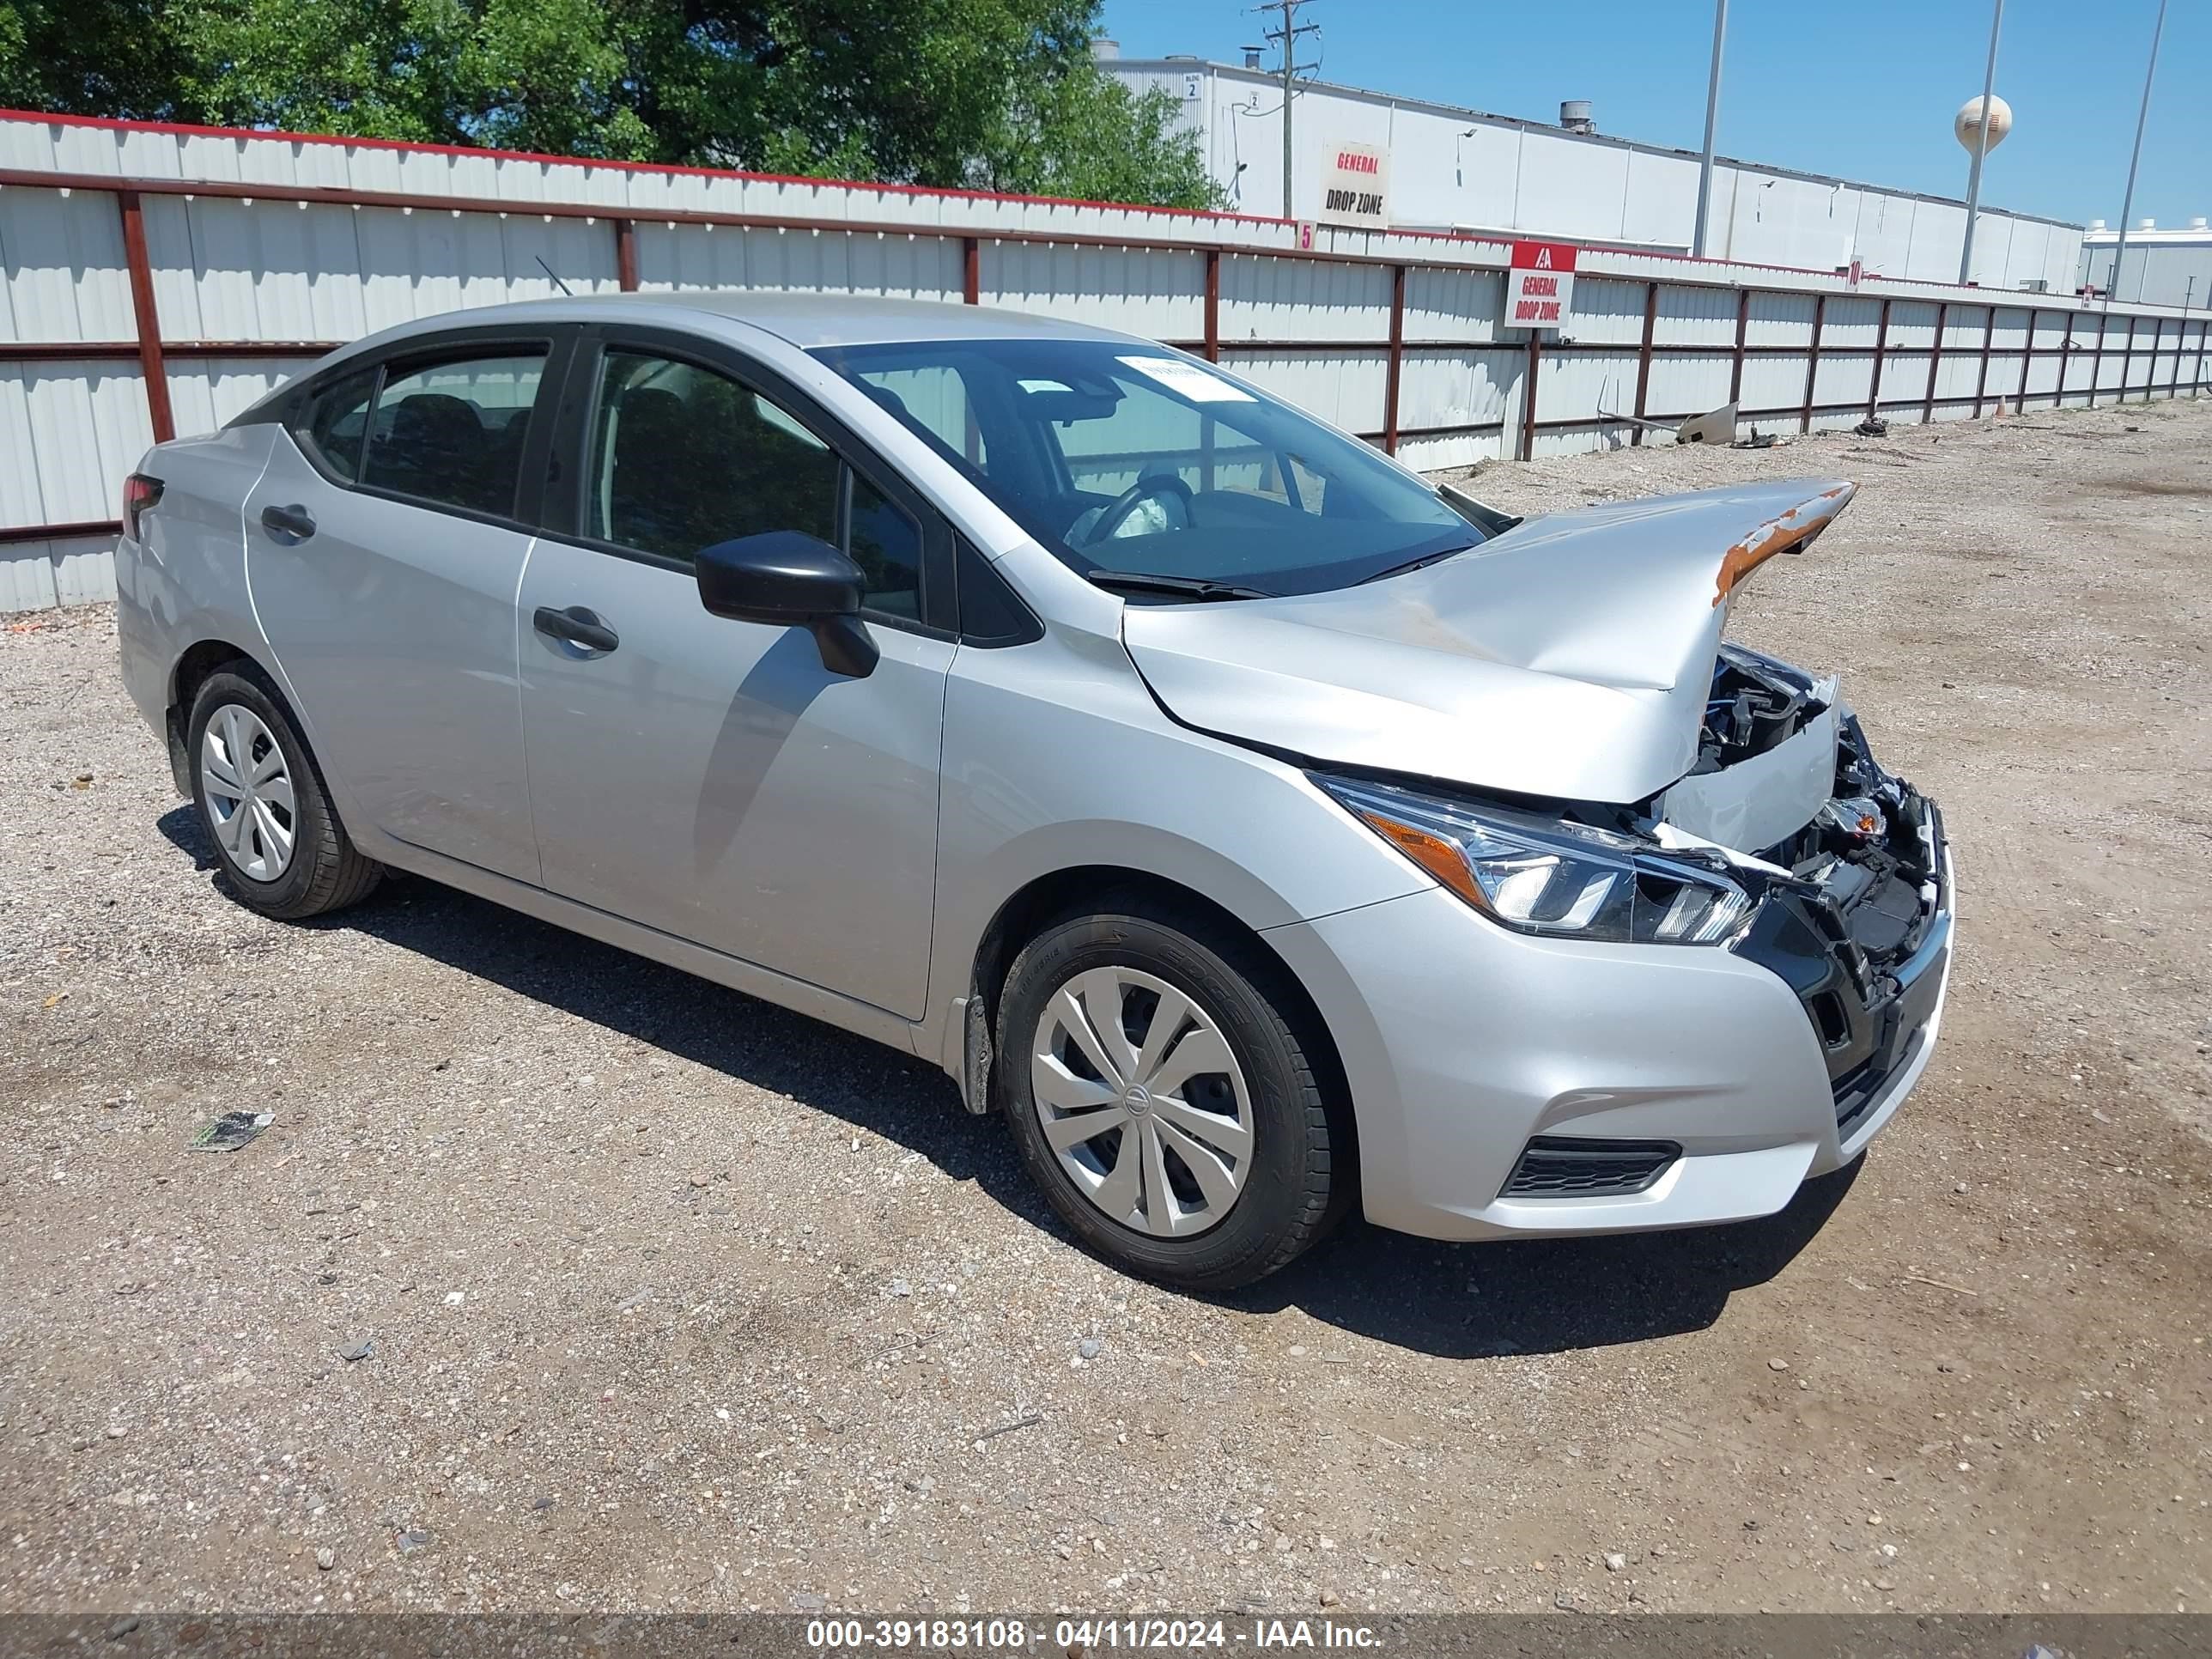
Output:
[1316,775,1751,945]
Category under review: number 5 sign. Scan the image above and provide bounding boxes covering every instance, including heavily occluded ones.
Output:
[1505,241,1577,330]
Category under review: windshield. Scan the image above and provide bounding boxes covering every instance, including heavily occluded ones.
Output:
[811,338,1482,598]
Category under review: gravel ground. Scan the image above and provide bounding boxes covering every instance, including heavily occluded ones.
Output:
[2,398,2209,1618]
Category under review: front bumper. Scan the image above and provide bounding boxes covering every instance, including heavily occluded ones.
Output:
[1264,802,1954,1242]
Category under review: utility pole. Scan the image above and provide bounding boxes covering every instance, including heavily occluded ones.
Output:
[2107,0,2168,309]
[1692,0,1728,259]
[1257,0,1321,221]
[1957,0,2004,285]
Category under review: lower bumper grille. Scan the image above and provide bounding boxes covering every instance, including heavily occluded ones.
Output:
[1502,1137,1680,1199]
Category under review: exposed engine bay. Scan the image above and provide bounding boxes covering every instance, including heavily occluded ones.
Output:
[1663,644,1942,975]
[1698,642,1828,773]
[1629,643,1949,1130]
[1761,707,1942,969]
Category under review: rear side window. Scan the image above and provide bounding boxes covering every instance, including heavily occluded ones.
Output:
[299,368,377,482]
[356,353,547,517]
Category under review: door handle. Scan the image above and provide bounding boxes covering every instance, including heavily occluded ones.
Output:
[259,503,316,542]
[532,605,619,654]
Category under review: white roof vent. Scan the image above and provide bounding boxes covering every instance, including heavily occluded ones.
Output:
[2192,217,2209,231]
[2138,217,2155,230]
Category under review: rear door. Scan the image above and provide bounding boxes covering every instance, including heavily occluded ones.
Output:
[514,326,954,1020]
[243,331,569,884]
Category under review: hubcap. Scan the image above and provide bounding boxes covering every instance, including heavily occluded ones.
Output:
[1031,967,1255,1238]
[200,704,295,883]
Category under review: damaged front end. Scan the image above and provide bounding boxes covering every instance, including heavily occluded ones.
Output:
[1646,647,1952,1140]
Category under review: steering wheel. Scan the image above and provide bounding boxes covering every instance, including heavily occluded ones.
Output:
[1081,473,1194,546]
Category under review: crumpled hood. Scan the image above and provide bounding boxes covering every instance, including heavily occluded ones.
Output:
[1122,477,1855,805]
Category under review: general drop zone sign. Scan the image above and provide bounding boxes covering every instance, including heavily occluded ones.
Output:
[1506,240,1577,330]
[1318,143,1389,229]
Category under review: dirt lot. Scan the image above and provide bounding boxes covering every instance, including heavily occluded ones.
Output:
[3,398,2209,1619]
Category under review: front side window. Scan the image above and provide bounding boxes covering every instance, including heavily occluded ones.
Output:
[585,350,920,619]
[586,351,837,563]
[358,352,546,517]
[816,338,1480,599]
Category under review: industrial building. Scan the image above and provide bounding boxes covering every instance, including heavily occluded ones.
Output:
[2081,220,2212,309]
[1101,51,2082,294]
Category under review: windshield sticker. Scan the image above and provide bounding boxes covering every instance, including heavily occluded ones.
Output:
[1115,356,1255,403]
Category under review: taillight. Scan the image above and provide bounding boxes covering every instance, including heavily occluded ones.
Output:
[123,472,164,540]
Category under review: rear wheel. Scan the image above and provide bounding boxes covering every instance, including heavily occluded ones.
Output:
[996,896,1346,1290]
[186,665,380,921]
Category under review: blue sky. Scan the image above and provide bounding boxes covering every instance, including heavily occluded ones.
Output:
[1098,0,2207,229]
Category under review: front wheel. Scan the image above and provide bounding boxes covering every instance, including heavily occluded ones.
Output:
[996,897,1348,1290]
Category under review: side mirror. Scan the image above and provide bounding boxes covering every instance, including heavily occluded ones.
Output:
[694,531,879,678]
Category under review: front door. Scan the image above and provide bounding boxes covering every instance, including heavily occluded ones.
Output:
[244,339,556,884]
[515,338,951,1021]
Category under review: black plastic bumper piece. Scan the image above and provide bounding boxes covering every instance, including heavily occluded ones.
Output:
[1501,1136,1681,1199]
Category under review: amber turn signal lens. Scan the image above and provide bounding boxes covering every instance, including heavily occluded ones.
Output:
[1356,811,1486,911]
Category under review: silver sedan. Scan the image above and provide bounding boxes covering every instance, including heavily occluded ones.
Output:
[114,292,1951,1288]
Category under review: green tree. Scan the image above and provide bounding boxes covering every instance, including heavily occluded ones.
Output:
[0,0,195,118]
[0,0,1222,209]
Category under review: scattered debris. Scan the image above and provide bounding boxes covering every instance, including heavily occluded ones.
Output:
[1904,1273,1981,1297]
[1594,399,1736,446]
[1605,1552,1628,1571]
[337,1339,374,1363]
[1855,416,1889,437]
[1078,1337,1103,1361]
[1767,1358,1790,1372]
[42,991,68,1009]
[315,1547,335,1571]
[395,1528,434,1554]
[1675,400,1738,446]
[1733,426,1788,449]
[191,1110,273,1152]
[975,1413,1042,1443]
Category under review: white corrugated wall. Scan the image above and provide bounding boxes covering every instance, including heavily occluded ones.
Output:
[3,112,2208,609]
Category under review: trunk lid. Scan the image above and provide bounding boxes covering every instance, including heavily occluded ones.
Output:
[1121,477,1855,805]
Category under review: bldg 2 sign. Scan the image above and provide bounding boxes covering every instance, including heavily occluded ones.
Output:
[1318,143,1389,229]
[1505,240,1577,330]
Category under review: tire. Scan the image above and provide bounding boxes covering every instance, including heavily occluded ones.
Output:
[995,895,1348,1291]
[185,663,381,921]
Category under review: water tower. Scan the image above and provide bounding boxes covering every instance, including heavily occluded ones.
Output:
[1955,94,2014,158]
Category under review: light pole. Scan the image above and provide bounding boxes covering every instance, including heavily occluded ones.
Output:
[1957,0,2005,285]
[1692,0,1728,259]
[2106,0,2169,308]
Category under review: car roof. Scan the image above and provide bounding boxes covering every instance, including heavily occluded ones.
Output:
[359,290,1150,351]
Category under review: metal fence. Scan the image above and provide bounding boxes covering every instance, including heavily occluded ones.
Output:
[3,111,2208,611]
